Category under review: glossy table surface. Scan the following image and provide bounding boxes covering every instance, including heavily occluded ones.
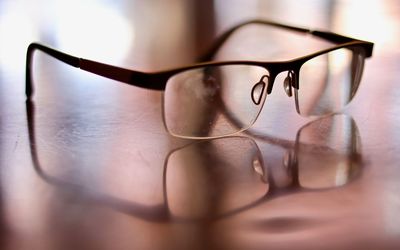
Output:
[1,1,400,249]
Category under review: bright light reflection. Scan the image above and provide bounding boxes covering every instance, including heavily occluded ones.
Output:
[334,0,399,53]
[52,0,134,64]
[335,162,349,186]
[0,2,38,72]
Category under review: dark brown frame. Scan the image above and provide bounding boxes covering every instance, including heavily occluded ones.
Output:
[25,19,373,99]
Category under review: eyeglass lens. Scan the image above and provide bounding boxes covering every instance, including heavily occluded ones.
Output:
[295,46,366,116]
[164,65,269,138]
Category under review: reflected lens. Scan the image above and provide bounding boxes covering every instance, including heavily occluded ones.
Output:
[165,137,268,219]
[295,46,366,116]
[296,115,362,188]
[163,65,268,138]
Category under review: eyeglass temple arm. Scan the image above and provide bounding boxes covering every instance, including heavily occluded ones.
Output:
[197,19,373,62]
[26,43,166,99]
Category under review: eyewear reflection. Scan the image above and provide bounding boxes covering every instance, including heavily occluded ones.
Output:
[27,98,362,221]
[26,19,374,139]
[166,115,362,219]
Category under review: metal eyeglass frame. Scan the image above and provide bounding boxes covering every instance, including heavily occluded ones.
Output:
[25,19,374,136]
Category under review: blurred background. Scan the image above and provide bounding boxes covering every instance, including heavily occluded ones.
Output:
[1,0,400,249]
[1,0,399,136]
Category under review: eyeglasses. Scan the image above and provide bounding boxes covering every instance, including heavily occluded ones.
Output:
[26,19,374,139]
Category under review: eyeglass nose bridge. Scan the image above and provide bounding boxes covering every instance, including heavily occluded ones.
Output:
[266,68,300,95]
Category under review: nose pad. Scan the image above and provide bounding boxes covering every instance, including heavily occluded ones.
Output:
[283,71,295,97]
[282,150,296,184]
[283,150,294,171]
[252,155,268,183]
[251,75,268,105]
